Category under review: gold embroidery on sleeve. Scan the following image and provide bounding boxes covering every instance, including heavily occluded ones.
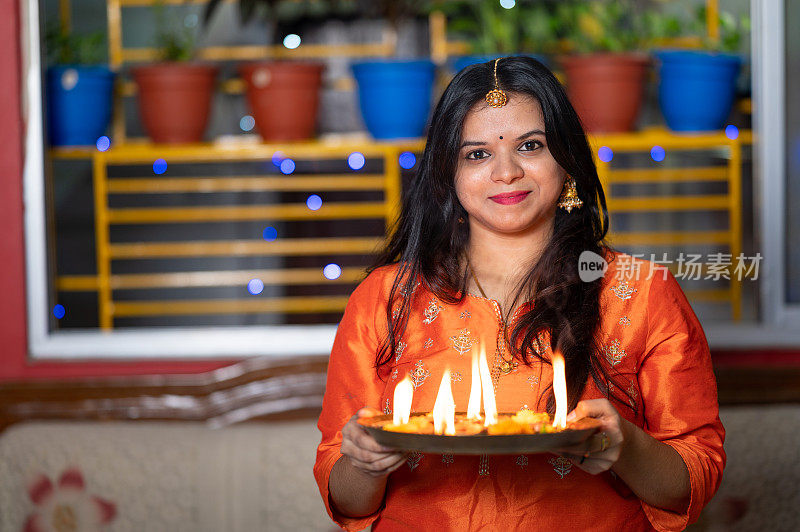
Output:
[602,339,627,366]
[423,299,443,324]
[610,280,638,300]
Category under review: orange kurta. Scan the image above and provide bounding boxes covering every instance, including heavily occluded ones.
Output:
[314,251,725,531]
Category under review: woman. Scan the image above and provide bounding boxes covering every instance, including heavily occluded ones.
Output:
[314,56,724,531]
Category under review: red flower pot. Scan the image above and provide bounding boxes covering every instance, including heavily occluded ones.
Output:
[239,61,324,141]
[132,63,218,144]
[561,53,650,133]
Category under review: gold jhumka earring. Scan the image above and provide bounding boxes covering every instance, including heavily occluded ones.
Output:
[485,58,508,108]
[557,175,583,213]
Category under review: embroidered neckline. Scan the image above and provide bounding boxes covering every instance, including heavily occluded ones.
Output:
[463,292,531,327]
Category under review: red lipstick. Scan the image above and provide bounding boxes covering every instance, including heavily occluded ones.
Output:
[489,191,530,205]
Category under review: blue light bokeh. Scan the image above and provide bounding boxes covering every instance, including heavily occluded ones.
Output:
[247,279,264,295]
[323,263,342,280]
[348,152,366,171]
[53,304,66,319]
[650,145,666,162]
[280,158,296,175]
[240,115,256,132]
[598,146,613,163]
[306,194,323,211]
[399,151,417,169]
[153,158,167,175]
[96,136,111,152]
[272,151,285,167]
[725,124,739,140]
[262,226,278,241]
[283,34,301,49]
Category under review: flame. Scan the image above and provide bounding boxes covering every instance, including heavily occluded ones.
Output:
[477,342,497,426]
[432,368,456,435]
[552,351,567,429]
[467,347,482,420]
[393,375,414,425]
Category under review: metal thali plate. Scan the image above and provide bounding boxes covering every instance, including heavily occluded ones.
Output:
[359,413,602,455]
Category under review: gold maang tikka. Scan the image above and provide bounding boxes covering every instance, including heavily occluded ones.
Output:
[485,58,508,108]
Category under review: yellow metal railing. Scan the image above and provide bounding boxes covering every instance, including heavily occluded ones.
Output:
[58,130,752,326]
[594,127,751,320]
[83,140,422,329]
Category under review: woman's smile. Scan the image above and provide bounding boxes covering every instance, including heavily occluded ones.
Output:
[489,191,531,205]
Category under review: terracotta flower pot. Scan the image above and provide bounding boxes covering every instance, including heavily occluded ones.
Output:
[239,61,324,142]
[132,63,218,144]
[561,53,650,133]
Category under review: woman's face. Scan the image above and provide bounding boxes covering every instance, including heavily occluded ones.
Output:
[454,93,566,237]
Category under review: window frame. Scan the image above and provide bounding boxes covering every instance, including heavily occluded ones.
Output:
[22,0,800,359]
[22,0,338,359]
[752,0,800,328]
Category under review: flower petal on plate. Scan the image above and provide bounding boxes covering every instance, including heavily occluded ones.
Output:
[26,474,53,505]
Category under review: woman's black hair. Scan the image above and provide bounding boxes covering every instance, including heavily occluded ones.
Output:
[367,56,635,414]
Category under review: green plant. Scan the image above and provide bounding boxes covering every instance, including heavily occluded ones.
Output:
[556,0,653,54]
[638,3,749,53]
[46,28,106,65]
[435,0,520,55]
[153,0,197,61]
[433,0,560,56]
[689,5,750,53]
[518,2,561,55]
[639,8,683,45]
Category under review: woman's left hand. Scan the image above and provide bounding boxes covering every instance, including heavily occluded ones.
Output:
[553,398,627,475]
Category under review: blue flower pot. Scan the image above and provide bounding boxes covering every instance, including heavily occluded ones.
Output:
[655,50,741,132]
[452,54,549,73]
[47,65,115,146]
[351,60,436,140]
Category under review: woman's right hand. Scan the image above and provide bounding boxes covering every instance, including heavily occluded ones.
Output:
[340,407,408,478]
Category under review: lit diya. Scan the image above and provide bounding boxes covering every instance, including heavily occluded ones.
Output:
[359,345,601,455]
